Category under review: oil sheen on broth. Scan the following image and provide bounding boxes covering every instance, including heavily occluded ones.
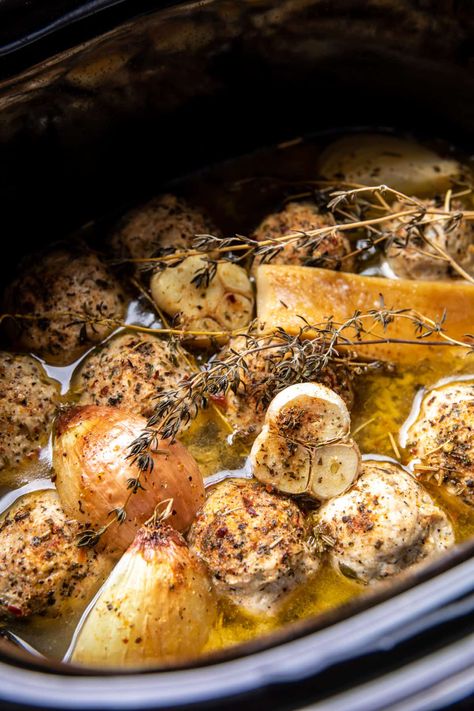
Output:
[1,130,474,662]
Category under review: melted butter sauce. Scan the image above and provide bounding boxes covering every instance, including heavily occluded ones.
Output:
[1,130,474,662]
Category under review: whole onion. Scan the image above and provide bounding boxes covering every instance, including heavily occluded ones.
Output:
[71,520,216,668]
[53,405,205,556]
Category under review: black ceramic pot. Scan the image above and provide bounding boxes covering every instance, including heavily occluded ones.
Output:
[0,1,473,709]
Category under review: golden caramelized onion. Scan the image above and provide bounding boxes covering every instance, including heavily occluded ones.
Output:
[257,265,474,365]
[53,406,205,555]
[318,134,461,197]
[71,521,216,669]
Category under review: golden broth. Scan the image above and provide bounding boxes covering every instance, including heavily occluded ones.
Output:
[1,130,474,662]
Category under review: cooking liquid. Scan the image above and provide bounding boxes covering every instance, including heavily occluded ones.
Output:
[1,130,474,662]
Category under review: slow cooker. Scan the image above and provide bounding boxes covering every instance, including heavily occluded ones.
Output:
[0,1,473,708]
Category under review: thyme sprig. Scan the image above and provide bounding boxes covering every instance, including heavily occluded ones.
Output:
[120,184,474,286]
[131,305,474,446]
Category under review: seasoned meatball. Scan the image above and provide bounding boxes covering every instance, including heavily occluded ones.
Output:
[0,490,111,619]
[74,331,193,418]
[110,193,220,261]
[150,257,254,344]
[407,382,474,506]
[385,199,474,280]
[219,335,354,437]
[251,202,354,273]
[317,461,454,584]
[188,479,319,616]
[4,247,126,365]
[0,353,60,469]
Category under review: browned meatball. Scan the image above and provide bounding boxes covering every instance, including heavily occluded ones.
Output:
[251,202,354,273]
[219,335,354,438]
[110,193,220,261]
[74,331,194,419]
[318,460,454,583]
[407,382,474,506]
[4,247,126,365]
[188,479,319,616]
[385,199,474,280]
[0,353,60,469]
[0,490,112,619]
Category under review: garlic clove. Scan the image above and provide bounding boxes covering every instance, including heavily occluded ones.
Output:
[71,522,216,669]
[249,424,311,494]
[308,440,361,500]
[265,382,351,447]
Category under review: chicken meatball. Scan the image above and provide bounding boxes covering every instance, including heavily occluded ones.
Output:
[74,331,193,418]
[0,353,60,469]
[406,382,474,506]
[251,202,354,273]
[4,247,126,365]
[188,479,319,616]
[385,199,474,280]
[150,257,254,345]
[110,193,220,261]
[0,490,111,619]
[219,335,354,437]
[317,461,454,584]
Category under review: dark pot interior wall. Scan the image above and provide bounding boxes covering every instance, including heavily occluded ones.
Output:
[0,0,474,284]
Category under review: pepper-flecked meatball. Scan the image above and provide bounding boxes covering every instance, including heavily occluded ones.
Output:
[74,331,194,418]
[317,461,454,584]
[251,202,354,273]
[385,199,474,280]
[0,353,60,469]
[407,382,474,506]
[110,193,220,261]
[219,335,354,437]
[0,490,112,619]
[4,247,126,365]
[188,479,319,616]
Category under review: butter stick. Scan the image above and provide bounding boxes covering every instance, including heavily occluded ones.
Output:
[256,265,474,364]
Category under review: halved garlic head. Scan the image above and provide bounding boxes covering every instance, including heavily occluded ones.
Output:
[249,383,360,500]
[53,405,205,556]
[266,382,351,446]
[150,256,254,343]
[250,425,311,495]
[72,523,216,668]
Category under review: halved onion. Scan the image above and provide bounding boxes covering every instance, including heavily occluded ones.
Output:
[53,405,205,555]
[71,521,216,668]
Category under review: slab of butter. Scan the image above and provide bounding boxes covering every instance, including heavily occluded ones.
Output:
[256,265,474,364]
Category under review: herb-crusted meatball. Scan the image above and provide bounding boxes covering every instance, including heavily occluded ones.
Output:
[4,247,126,365]
[407,382,474,506]
[252,202,354,273]
[317,461,454,584]
[0,353,60,469]
[0,490,111,619]
[188,479,319,616]
[74,331,193,418]
[219,335,354,437]
[385,199,474,280]
[110,193,220,261]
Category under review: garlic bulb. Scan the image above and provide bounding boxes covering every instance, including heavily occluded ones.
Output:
[71,522,216,668]
[53,405,205,555]
[250,383,360,500]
